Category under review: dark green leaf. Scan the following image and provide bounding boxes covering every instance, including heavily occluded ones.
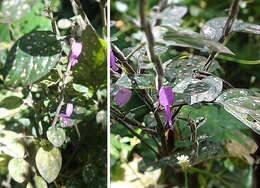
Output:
[0,96,23,109]
[74,25,106,87]
[3,31,62,87]
[115,73,155,89]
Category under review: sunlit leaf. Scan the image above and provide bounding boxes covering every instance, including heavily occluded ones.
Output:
[154,26,234,54]
[8,158,30,183]
[200,17,260,41]
[216,89,260,135]
[172,76,223,105]
[3,31,62,87]
[35,147,62,183]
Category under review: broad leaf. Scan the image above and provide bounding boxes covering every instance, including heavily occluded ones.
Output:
[154,26,234,54]
[172,76,223,105]
[47,127,66,147]
[1,0,39,21]
[216,89,260,135]
[0,130,25,158]
[115,73,155,89]
[74,25,106,87]
[3,31,62,87]
[200,17,260,41]
[165,56,219,85]
[153,6,187,27]
[26,176,48,188]
[36,147,62,183]
[8,158,30,183]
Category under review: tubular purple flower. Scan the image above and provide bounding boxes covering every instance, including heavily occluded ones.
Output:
[159,87,174,130]
[114,87,132,107]
[70,40,82,66]
[110,49,119,71]
[60,103,74,126]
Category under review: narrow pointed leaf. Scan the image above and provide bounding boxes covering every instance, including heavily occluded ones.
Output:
[154,26,234,55]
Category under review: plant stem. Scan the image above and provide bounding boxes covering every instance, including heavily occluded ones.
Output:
[184,168,188,188]
[125,42,146,61]
[51,38,74,127]
[203,0,241,71]
[111,106,157,134]
[44,0,60,35]
[112,113,160,158]
[139,0,164,91]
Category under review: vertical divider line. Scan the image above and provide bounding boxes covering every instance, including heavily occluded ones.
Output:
[107,0,111,187]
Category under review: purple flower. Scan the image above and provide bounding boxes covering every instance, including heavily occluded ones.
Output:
[60,103,73,126]
[114,87,132,107]
[110,49,119,71]
[70,41,82,66]
[159,87,174,130]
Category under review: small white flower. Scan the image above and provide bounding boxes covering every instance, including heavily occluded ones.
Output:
[177,155,190,168]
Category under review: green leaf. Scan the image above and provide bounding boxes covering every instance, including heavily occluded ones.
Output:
[46,127,66,147]
[74,25,106,87]
[0,130,25,158]
[216,89,260,135]
[200,17,260,41]
[26,176,48,188]
[172,76,223,105]
[154,26,234,55]
[18,3,52,34]
[115,73,155,89]
[73,83,89,93]
[165,56,219,86]
[3,31,62,87]
[0,96,23,110]
[8,158,30,183]
[1,0,38,21]
[35,147,62,183]
[153,6,187,27]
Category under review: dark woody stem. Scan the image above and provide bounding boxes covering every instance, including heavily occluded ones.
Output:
[139,0,164,91]
[203,0,240,71]
[111,113,160,158]
[111,106,157,135]
[112,43,168,155]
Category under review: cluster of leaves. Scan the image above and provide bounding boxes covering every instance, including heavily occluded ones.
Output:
[111,0,260,187]
[0,0,107,187]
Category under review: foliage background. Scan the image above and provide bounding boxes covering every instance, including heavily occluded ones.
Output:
[0,0,107,187]
[110,0,260,187]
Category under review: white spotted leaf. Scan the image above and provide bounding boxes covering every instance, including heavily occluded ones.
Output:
[35,147,62,183]
[216,89,260,135]
[200,17,260,41]
[47,127,66,147]
[1,0,39,21]
[3,31,62,87]
[8,158,30,183]
[172,76,223,105]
